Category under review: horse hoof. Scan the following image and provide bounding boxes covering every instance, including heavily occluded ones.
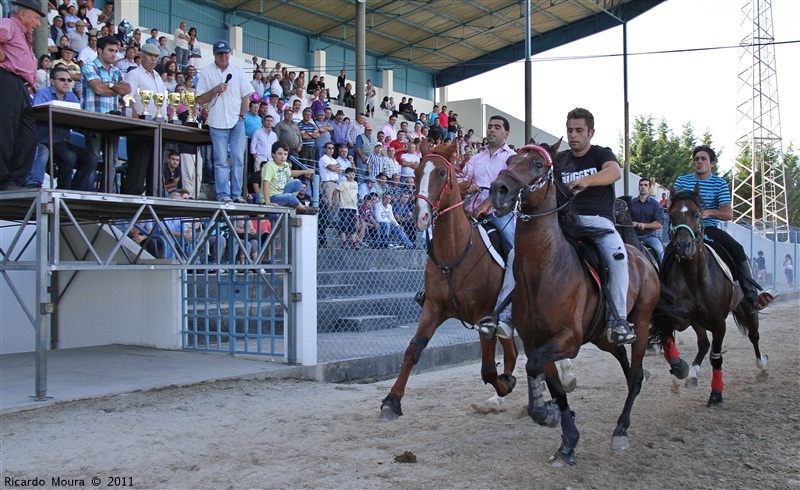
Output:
[756,354,768,370]
[498,373,517,395]
[549,445,577,467]
[685,376,698,388]
[379,407,401,421]
[669,358,690,380]
[706,390,724,407]
[611,435,629,451]
[379,393,403,421]
[563,376,577,393]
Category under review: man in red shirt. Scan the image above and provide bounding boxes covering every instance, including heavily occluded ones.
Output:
[0,0,45,190]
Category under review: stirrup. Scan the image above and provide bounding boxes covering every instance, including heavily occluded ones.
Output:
[475,316,498,338]
[757,289,778,310]
[606,319,636,346]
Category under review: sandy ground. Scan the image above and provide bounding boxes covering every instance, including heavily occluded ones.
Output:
[1,300,798,489]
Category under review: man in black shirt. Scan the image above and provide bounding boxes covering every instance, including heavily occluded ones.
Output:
[558,107,636,345]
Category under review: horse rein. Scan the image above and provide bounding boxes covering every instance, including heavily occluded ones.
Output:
[414,153,463,222]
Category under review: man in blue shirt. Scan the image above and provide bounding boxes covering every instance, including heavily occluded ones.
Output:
[34,66,98,190]
[629,177,665,261]
[673,145,775,311]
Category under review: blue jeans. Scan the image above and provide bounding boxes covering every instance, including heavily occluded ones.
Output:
[640,234,664,262]
[24,144,48,187]
[489,212,515,255]
[377,222,413,248]
[210,121,246,201]
[270,178,302,207]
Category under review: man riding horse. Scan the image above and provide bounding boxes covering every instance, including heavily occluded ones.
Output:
[671,145,776,312]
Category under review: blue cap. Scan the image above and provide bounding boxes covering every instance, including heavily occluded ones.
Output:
[213,40,231,54]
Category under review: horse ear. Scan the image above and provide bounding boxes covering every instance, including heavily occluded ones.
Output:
[419,138,431,155]
[669,186,677,200]
[552,137,562,154]
[693,183,701,196]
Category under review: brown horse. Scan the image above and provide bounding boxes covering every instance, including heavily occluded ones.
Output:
[650,188,767,406]
[379,139,519,420]
[489,142,669,465]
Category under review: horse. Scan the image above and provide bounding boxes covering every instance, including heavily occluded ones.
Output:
[489,142,675,465]
[650,187,767,405]
[379,138,520,420]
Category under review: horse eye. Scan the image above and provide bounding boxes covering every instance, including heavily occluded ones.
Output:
[438,169,446,177]
[694,212,701,219]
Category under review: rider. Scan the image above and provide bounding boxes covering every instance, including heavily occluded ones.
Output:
[630,177,665,261]
[559,108,636,345]
[459,116,517,338]
[673,145,776,311]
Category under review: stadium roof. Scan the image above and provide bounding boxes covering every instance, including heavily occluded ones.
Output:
[215,0,664,86]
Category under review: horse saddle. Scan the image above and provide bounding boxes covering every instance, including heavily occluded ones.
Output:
[475,219,508,268]
[565,236,607,344]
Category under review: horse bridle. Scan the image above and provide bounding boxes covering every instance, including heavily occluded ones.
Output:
[495,144,572,221]
[668,200,705,247]
[415,153,463,223]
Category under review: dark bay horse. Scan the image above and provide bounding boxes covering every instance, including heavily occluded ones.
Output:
[614,196,659,265]
[489,142,668,465]
[379,139,519,420]
[651,188,767,406]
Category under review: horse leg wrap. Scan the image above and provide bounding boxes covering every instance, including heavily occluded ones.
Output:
[527,375,560,428]
[663,337,681,362]
[411,336,429,365]
[711,368,723,393]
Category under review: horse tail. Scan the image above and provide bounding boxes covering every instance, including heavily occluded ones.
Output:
[730,304,750,337]
[649,286,687,346]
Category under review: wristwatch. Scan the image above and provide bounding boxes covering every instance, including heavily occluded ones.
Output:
[108,82,115,90]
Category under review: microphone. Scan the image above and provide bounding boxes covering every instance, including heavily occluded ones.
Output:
[224,74,232,84]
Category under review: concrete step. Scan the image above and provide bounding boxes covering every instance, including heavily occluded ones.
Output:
[317,293,421,332]
[333,315,398,332]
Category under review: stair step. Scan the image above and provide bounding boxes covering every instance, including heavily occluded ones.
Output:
[335,315,398,332]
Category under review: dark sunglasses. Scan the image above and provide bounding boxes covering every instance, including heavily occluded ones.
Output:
[53,77,72,82]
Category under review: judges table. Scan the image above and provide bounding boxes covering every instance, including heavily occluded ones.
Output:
[33,105,210,197]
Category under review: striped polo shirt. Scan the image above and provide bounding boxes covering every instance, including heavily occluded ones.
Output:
[674,173,731,228]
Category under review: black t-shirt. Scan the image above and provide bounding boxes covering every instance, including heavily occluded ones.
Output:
[558,145,618,221]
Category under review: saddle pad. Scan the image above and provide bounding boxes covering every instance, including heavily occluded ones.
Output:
[477,224,506,269]
[704,243,734,284]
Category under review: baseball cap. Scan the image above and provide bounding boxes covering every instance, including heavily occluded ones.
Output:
[212,40,231,54]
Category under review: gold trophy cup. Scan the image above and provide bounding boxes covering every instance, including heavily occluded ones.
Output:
[182,92,197,124]
[138,89,153,119]
[152,92,166,121]
[168,92,182,123]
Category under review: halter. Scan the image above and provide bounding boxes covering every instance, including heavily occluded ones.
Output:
[415,153,463,221]
[496,144,572,221]
[668,199,705,247]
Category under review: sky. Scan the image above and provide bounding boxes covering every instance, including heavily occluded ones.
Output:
[447,0,800,178]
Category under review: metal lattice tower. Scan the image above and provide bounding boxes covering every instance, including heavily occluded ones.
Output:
[733,0,788,228]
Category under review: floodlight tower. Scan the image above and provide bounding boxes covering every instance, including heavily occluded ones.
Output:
[733,0,788,229]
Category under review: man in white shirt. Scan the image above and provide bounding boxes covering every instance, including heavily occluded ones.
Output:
[317,142,341,246]
[84,0,102,30]
[266,92,282,122]
[173,21,190,68]
[124,42,168,195]
[287,86,307,112]
[250,115,277,172]
[77,34,97,66]
[196,40,255,203]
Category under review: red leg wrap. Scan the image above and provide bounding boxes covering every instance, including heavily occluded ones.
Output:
[711,369,723,392]
[663,337,680,363]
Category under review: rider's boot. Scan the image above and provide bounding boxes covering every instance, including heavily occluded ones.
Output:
[606,318,637,346]
[475,317,514,339]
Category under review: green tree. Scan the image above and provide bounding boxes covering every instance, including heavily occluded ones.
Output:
[784,144,799,227]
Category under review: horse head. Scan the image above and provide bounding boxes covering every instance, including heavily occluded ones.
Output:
[668,184,705,260]
[413,138,462,229]
[490,139,561,216]
[614,196,633,227]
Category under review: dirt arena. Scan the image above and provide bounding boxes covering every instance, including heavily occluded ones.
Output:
[1,299,798,489]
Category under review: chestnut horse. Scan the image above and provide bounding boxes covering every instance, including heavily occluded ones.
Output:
[379,139,519,420]
[650,188,767,406]
[490,142,669,465]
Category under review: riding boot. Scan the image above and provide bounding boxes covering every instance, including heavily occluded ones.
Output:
[736,260,760,312]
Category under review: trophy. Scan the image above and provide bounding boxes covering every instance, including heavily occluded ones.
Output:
[182,92,197,124]
[153,91,166,121]
[137,89,153,119]
[168,92,182,123]
[121,94,135,118]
